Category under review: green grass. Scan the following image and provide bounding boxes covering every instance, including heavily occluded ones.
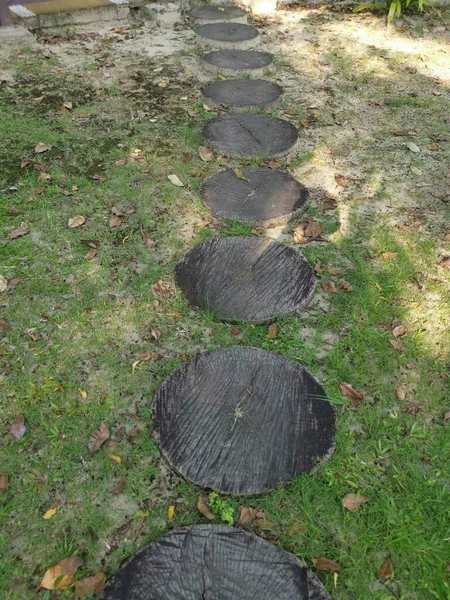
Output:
[1,16,450,600]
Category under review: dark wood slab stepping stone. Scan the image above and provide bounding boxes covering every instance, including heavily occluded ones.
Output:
[191,5,247,24]
[203,79,283,109]
[200,167,309,226]
[153,347,336,495]
[197,23,259,50]
[175,236,315,322]
[203,49,274,75]
[202,114,298,158]
[102,525,331,599]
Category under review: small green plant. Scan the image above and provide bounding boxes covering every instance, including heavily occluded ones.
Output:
[207,493,235,525]
[354,0,431,25]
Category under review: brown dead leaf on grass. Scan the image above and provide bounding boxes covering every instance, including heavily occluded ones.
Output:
[112,477,126,495]
[339,279,353,292]
[109,215,125,228]
[293,218,323,244]
[395,387,406,401]
[198,146,213,162]
[88,422,110,453]
[390,339,406,352]
[438,255,450,269]
[35,142,52,154]
[322,280,337,294]
[339,383,364,410]
[10,414,26,440]
[9,227,29,239]
[393,325,407,338]
[313,557,341,571]
[266,323,277,339]
[234,168,247,181]
[381,252,398,260]
[238,505,256,526]
[75,572,106,598]
[198,495,215,520]
[40,556,83,590]
[0,318,11,331]
[342,493,370,512]
[378,557,394,579]
[92,174,107,183]
[68,215,86,228]
[0,473,8,492]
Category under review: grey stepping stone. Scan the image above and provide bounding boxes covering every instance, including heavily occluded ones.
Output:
[102,525,332,599]
[197,23,259,50]
[153,347,336,495]
[203,49,274,75]
[175,236,315,322]
[202,113,298,158]
[200,167,309,226]
[203,79,283,109]
[191,5,248,24]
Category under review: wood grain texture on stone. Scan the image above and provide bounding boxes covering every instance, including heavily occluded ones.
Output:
[203,50,274,75]
[202,114,298,158]
[101,525,331,599]
[191,5,248,24]
[153,347,336,495]
[203,79,283,109]
[197,23,259,50]
[175,236,315,322]
[200,167,309,226]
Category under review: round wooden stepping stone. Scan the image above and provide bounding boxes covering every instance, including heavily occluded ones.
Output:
[197,23,259,50]
[202,114,298,158]
[200,167,309,226]
[175,236,315,322]
[191,5,248,24]
[153,347,336,495]
[203,49,274,75]
[203,79,283,109]
[102,525,331,599]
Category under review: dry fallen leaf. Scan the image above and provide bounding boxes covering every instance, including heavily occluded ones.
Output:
[266,323,277,339]
[339,382,363,401]
[68,215,86,228]
[40,556,83,590]
[112,477,126,495]
[381,252,398,260]
[313,557,341,572]
[267,160,281,169]
[109,454,121,465]
[10,414,26,440]
[378,557,394,578]
[35,142,52,154]
[234,168,247,181]
[168,174,184,187]
[85,250,97,260]
[92,174,107,183]
[342,493,370,512]
[395,387,406,401]
[63,101,73,110]
[43,506,57,520]
[75,572,106,598]
[198,146,213,162]
[88,422,110,453]
[390,339,406,352]
[322,280,337,294]
[198,495,215,520]
[406,141,420,153]
[0,473,8,492]
[293,218,323,244]
[9,227,29,239]
[109,215,125,228]
[339,279,353,292]
[231,327,240,336]
[0,318,11,331]
[393,325,407,338]
[238,505,254,526]
[0,276,7,292]
[167,505,175,521]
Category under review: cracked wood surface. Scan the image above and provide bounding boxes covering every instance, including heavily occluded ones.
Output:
[200,167,309,226]
[152,348,336,495]
[202,114,298,158]
[102,525,331,599]
[202,79,283,108]
[175,236,315,322]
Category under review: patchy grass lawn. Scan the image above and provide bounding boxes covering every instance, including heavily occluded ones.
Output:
[1,7,450,600]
